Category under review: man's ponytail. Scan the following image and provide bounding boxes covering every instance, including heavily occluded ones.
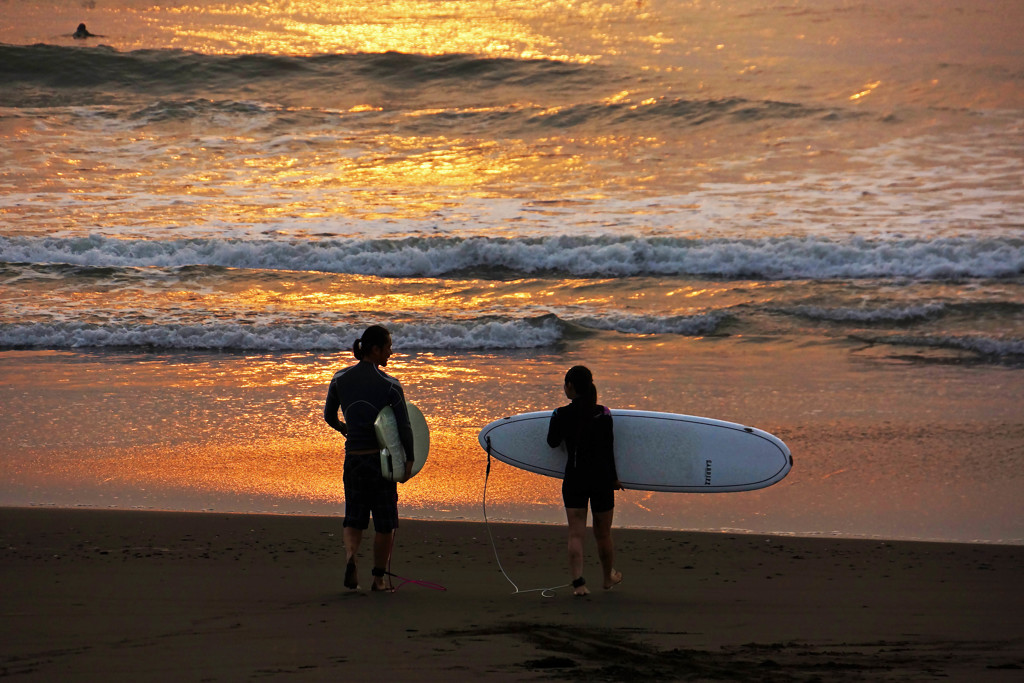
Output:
[353,324,390,360]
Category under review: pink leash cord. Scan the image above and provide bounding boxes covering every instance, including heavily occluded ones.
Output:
[384,571,447,592]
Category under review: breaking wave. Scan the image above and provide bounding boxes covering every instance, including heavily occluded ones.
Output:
[3,234,1021,280]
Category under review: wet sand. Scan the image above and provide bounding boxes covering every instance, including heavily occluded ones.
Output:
[1,507,1022,681]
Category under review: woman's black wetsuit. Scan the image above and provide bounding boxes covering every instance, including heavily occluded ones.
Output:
[546,398,618,513]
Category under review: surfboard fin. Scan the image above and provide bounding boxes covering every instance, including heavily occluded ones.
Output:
[381,447,396,478]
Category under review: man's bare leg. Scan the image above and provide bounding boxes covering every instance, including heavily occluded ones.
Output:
[343,526,362,589]
[372,530,394,591]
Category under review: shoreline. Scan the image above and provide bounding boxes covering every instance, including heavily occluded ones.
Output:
[2,506,1022,681]
[5,503,1022,547]
[4,345,1022,547]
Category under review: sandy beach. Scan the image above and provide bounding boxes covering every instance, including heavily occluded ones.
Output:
[3,3,1023,680]
[1,507,1021,681]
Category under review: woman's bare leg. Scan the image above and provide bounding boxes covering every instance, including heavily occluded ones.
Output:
[565,507,590,595]
[592,508,622,589]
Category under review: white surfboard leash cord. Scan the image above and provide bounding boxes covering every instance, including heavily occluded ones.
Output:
[484,437,571,597]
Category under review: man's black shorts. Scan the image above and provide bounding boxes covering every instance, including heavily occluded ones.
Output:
[343,452,399,533]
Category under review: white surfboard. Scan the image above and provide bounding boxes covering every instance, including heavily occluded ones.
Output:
[478,410,791,493]
[375,401,430,483]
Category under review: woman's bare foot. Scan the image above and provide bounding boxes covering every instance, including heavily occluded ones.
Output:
[571,576,589,596]
[604,569,623,590]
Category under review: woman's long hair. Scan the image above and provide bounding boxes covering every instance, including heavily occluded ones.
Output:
[353,324,390,360]
[565,365,597,407]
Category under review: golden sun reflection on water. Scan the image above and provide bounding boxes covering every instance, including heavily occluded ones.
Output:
[35,426,551,517]
[12,347,558,514]
[338,137,512,192]
[224,132,605,221]
[159,0,598,61]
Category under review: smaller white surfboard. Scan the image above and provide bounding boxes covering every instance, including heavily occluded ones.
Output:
[479,410,791,493]
[375,402,430,483]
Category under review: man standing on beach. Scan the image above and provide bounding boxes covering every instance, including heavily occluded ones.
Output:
[323,324,414,592]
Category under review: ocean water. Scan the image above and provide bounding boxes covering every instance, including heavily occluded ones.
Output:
[1,0,1022,543]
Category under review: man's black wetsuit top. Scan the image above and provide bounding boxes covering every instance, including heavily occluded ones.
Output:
[324,360,414,462]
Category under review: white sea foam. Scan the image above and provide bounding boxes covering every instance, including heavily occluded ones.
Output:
[572,312,726,335]
[2,234,1021,280]
[0,311,738,351]
[876,334,1024,358]
[781,303,947,323]
[0,318,565,351]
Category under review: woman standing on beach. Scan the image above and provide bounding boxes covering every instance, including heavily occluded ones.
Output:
[323,324,414,592]
[547,365,623,596]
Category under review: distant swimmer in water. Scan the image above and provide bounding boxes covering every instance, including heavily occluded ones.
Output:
[73,23,102,39]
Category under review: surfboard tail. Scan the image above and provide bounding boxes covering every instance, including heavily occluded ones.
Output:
[375,401,430,483]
